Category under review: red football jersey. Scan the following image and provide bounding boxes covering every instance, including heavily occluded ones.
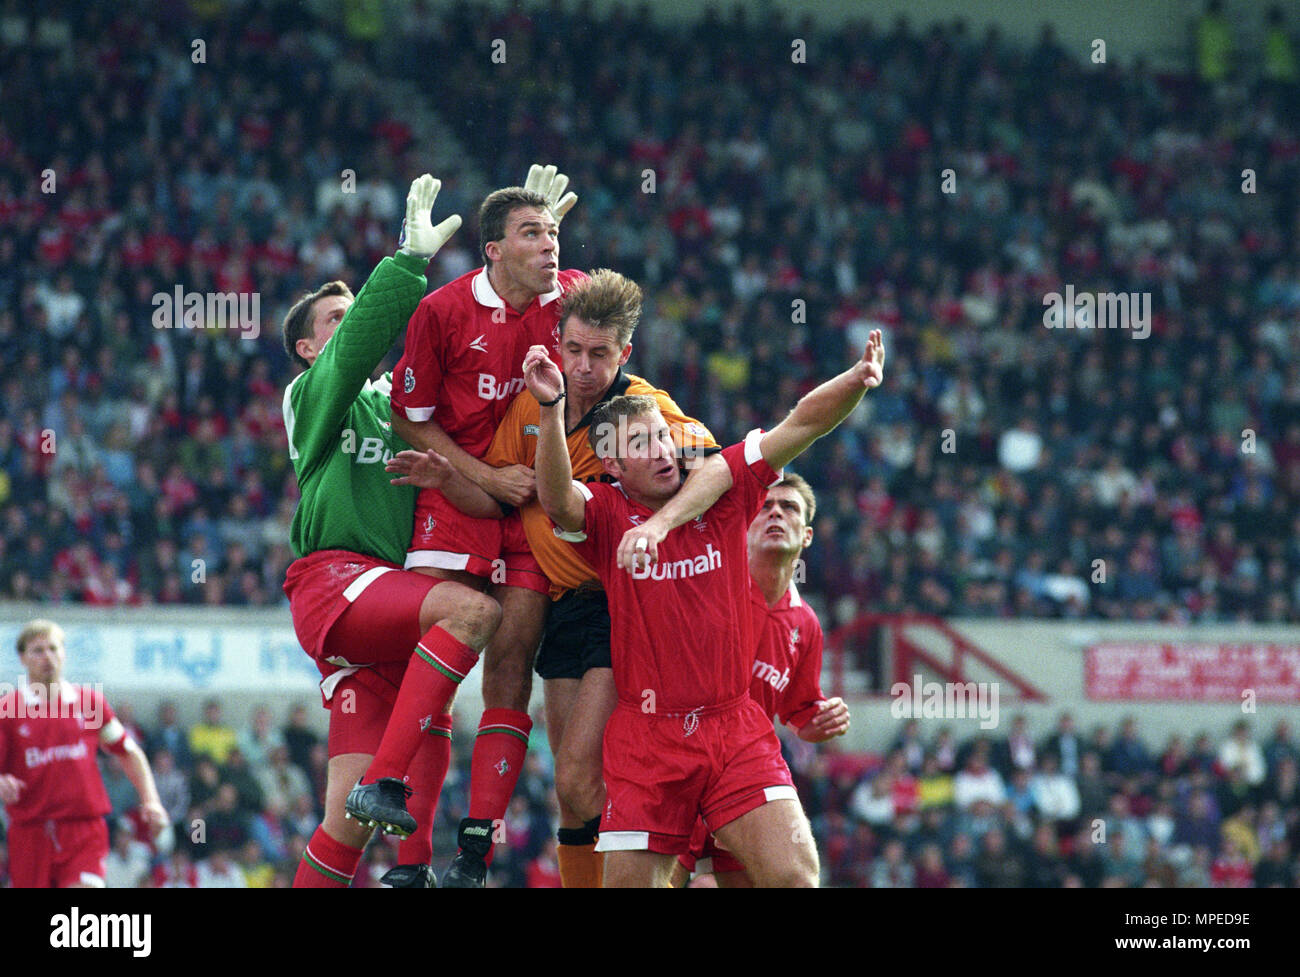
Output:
[748,577,826,730]
[0,683,122,824]
[390,266,587,458]
[571,432,782,711]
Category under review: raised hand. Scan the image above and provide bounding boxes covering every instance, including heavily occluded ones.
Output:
[524,163,578,224]
[523,344,564,405]
[853,329,885,390]
[399,174,462,259]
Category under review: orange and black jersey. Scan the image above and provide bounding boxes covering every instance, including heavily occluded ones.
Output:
[484,368,720,598]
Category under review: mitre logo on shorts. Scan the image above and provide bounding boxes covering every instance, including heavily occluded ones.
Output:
[478,373,526,401]
[631,542,722,581]
[403,367,415,394]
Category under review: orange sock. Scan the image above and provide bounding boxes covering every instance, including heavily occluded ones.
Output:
[557,842,600,888]
[556,818,603,888]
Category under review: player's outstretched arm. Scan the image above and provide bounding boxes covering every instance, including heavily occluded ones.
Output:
[290,175,460,468]
[523,344,586,533]
[385,449,504,518]
[390,415,537,507]
[615,452,732,571]
[760,329,885,473]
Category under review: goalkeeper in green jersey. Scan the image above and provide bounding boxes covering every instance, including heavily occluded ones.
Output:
[281,175,501,889]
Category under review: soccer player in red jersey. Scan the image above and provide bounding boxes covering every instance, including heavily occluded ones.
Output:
[388,269,726,887]
[674,473,851,887]
[0,620,168,888]
[525,329,885,887]
[383,165,584,886]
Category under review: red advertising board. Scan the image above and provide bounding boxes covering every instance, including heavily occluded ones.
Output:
[1085,642,1300,702]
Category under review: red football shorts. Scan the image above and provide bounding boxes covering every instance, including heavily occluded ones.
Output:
[679,817,746,876]
[284,549,452,756]
[7,817,109,888]
[595,696,796,855]
[405,492,548,594]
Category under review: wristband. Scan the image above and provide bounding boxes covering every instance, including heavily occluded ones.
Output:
[538,390,565,408]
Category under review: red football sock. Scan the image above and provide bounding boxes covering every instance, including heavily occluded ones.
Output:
[364,627,477,784]
[397,713,453,866]
[468,708,533,865]
[294,827,363,888]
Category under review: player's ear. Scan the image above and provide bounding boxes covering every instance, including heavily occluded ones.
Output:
[295,335,315,364]
[600,456,622,478]
[802,525,814,549]
[618,343,632,366]
[484,240,502,265]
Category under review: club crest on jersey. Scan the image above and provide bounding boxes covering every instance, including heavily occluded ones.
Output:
[469,334,488,353]
[691,514,708,532]
[403,367,415,394]
[789,626,800,655]
[495,757,510,777]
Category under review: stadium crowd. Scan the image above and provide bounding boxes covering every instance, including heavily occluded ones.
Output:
[1,703,1293,887]
[2,1,1300,627]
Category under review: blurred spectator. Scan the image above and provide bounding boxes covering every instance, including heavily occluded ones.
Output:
[197,848,248,888]
[953,745,1007,809]
[104,820,153,889]
[188,699,238,766]
[1218,720,1267,787]
[282,704,321,776]
[238,706,285,768]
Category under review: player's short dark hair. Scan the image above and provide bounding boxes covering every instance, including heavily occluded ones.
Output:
[771,471,817,525]
[558,269,642,349]
[281,281,354,370]
[478,187,552,265]
[16,619,64,656]
[588,394,662,459]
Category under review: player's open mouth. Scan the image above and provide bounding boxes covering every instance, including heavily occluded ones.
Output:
[765,525,785,538]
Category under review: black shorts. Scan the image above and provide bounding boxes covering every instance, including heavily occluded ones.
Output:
[535,587,612,680]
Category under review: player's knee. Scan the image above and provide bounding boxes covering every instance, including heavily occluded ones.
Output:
[458,590,502,649]
[555,759,602,820]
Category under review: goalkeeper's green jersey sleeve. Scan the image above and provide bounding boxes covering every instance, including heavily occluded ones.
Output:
[283,250,428,565]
